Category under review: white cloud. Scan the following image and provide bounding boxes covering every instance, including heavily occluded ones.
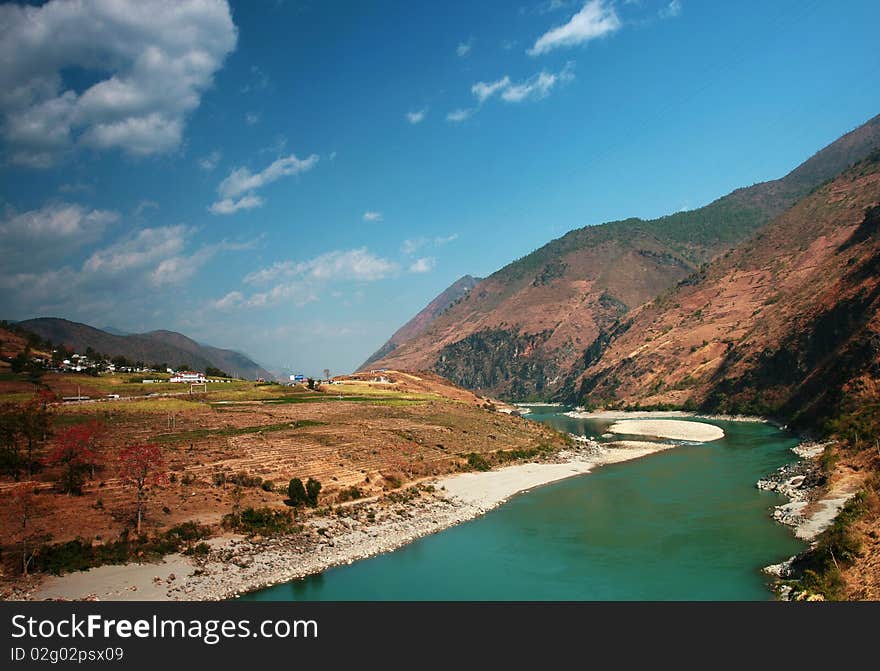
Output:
[472,76,511,104]
[83,225,189,276]
[225,248,396,311]
[406,108,428,124]
[208,194,264,215]
[218,154,319,199]
[528,0,621,56]
[501,63,574,102]
[245,248,397,285]
[245,112,260,126]
[402,234,458,256]
[362,211,383,222]
[0,0,237,167]
[210,153,318,214]
[659,1,682,19]
[456,39,473,57]
[409,257,436,273]
[451,63,575,120]
[446,108,475,123]
[1,203,119,272]
[199,150,221,171]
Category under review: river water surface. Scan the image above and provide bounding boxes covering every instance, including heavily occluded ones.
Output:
[242,410,805,600]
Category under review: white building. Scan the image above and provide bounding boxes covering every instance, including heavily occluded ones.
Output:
[170,371,206,383]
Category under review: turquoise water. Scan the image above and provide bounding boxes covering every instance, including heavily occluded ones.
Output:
[242,411,806,600]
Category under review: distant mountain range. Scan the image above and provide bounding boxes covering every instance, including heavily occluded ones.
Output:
[366,112,880,415]
[16,318,273,380]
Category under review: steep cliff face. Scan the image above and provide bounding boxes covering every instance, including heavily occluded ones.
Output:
[570,155,880,430]
[368,114,880,400]
[359,275,481,370]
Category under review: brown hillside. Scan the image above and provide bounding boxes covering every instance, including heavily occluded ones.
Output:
[573,154,880,426]
[369,114,880,400]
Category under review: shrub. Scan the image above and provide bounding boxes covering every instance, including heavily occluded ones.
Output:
[466,453,490,471]
[306,478,322,506]
[183,542,211,557]
[287,478,308,506]
[223,507,299,536]
[261,480,274,492]
[337,486,363,503]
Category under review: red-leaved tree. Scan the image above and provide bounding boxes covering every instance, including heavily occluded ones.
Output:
[117,444,166,534]
[46,423,102,494]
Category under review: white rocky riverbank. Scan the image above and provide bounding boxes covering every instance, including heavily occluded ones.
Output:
[27,435,691,601]
[759,441,862,596]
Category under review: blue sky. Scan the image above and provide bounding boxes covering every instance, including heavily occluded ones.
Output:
[1,0,879,376]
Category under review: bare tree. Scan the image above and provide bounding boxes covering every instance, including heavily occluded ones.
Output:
[117,443,166,534]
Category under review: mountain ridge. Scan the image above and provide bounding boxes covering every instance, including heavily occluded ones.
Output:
[367,112,880,400]
[15,317,272,380]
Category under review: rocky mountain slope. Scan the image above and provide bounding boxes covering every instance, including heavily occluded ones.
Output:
[368,113,880,400]
[15,318,272,380]
[570,153,880,430]
[359,275,481,370]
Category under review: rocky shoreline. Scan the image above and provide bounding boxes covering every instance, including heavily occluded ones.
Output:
[27,438,625,601]
[758,441,861,598]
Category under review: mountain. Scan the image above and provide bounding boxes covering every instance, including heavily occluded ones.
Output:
[359,275,482,370]
[15,318,273,380]
[100,326,129,336]
[568,151,880,430]
[367,113,880,400]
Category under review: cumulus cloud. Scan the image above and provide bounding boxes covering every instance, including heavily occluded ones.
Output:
[528,0,621,56]
[501,63,574,102]
[0,205,259,322]
[0,203,118,272]
[409,257,436,273]
[456,39,473,57]
[221,248,397,311]
[446,108,475,123]
[406,108,428,124]
[209,194,264,215]
[472,76,511,104]
[0,0,238,167]
[210,153,318,214]
[362,211,383,222]
[450,63,574,121]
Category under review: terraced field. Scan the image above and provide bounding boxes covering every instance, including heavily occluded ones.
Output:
[0,370,567,563]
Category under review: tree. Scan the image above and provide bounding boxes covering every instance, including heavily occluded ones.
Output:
[19,392,54,478]
[0,392,54,480]
[3,484,47,577]
[323,369,330,381]
[0,402,24,478]
[205,366,230,378]
[117,443,166,534]
[287,477,307,506]
[46,422,102,494]
[229,486,244,522]
[307,377,317,390]
[306,478,322,507]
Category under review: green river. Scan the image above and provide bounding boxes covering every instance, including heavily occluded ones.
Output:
[242,410,806,600]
